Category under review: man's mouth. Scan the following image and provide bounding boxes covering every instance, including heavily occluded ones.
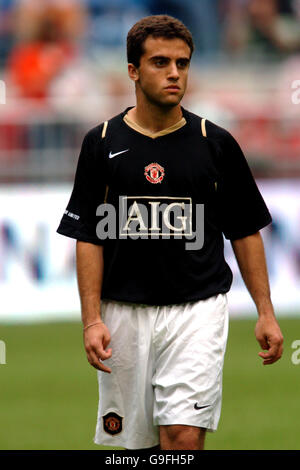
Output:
[165,85,180,91]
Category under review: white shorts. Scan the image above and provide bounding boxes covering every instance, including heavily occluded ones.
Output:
[94,294,229,449]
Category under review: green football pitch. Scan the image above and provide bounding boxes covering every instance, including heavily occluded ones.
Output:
[0,317,299,450]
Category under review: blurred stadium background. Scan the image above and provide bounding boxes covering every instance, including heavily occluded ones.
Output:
[0,0,300,450]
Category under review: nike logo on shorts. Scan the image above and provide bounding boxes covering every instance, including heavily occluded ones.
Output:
[194,403,210,410]
[109,149,130,158]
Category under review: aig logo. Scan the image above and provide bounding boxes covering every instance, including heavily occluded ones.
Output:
[120,196,192,237]
[96,196,204,249]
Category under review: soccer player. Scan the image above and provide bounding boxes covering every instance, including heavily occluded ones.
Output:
[57,15,283,450]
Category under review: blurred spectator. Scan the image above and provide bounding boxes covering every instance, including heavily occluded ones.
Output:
[223,0,300,60]
[12,0,86,42]
[4,0,86,100]
[151,0,221,59]
[85,0,150,50]
[0,0,15,67]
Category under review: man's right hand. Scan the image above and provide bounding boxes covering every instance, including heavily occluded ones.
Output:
[83,322,112,373]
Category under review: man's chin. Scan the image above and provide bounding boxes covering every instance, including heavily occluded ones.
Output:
[154,95,183,109]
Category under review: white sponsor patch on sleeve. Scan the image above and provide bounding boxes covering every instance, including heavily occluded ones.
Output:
[64,210,80,220]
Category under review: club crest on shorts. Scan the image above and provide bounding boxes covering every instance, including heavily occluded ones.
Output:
[144,163,165,184]
[103,412,123,435]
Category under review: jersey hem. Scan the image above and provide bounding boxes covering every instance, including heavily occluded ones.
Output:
[224,215,272,240]
[56,226,104,246]
[156,419,217,433]
[101,290,230,307]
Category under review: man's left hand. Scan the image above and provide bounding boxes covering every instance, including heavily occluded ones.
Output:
[255,315,284,365]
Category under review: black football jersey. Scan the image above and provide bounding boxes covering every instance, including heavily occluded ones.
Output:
[57,107,272,305]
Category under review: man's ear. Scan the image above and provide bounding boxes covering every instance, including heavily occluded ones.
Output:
[128,63,139,82]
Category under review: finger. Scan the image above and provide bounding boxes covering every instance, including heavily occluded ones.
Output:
[97,359,112,374]
[263,356,278,365]
[88,351,112,373]
[259,343,283,364]
[85,342,112,366]
[103,336,111,350]
[278,343,284,358]
[93,345,112,369]
[258,351,273,358]
[271,343,284,363]
[258,344,277,359]
[260,356,279,365]
[257,336,269,350]
[263,360,274,365]
[97,347,112,360]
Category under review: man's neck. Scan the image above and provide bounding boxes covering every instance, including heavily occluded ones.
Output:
[127,101,183,134]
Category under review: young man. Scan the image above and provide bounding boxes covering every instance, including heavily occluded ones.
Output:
[57,15,283,450]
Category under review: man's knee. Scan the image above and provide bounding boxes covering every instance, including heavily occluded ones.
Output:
[159,425,206,450]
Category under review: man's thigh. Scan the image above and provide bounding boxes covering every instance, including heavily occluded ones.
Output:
[153,294,229,433]
[94,301,160,450]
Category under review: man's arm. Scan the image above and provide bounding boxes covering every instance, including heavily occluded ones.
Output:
[231,231,283,365]
[76,241,112,373]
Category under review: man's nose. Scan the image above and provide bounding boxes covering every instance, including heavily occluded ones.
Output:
[167,62,180,80]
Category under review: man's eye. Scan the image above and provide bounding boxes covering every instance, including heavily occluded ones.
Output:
[177,61,188,68]
[155,60,167,66]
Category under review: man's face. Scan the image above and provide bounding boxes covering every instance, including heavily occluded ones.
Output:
[129,36,191,108]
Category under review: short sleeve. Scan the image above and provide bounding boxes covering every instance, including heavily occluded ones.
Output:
[217,130,272,240]
[56,125,106,245]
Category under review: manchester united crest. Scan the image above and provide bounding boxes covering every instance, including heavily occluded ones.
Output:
[144,163,165,184]
[103,412,123,435]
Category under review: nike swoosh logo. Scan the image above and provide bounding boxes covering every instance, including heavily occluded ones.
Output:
[194,403,210,410]
[109,149,129,159]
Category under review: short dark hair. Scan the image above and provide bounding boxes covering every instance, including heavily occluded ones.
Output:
[127,15,194,67]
